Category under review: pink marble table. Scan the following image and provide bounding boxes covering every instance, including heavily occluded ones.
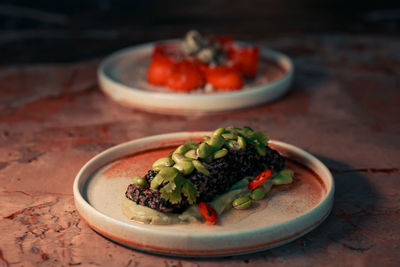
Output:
[0,35,399,266]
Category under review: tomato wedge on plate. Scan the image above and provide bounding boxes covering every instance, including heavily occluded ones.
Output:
[204,65,243,91]
[166,60,204,92]
[147,45,176,86]
[229,45,259,78]
[147,55,174,86]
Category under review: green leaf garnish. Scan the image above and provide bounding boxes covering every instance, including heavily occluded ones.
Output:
[254,131,269,146]
[181,179,198,204]
[160,176,183,204]
[234,127,255,140]
[150,167,180,189]
[160,174,199,205]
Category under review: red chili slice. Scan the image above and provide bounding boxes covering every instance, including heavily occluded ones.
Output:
[248,170,272,190]
[198,202,217,225]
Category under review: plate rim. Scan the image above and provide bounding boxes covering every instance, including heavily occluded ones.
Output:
[97,40,294,113]
[73,131,334,256]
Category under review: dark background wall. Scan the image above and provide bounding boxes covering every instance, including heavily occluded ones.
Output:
[1,0,399,65]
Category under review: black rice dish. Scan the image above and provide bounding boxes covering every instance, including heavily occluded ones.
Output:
[125,127,285,214]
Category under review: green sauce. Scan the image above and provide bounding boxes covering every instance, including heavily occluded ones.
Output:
[122,169,292,225]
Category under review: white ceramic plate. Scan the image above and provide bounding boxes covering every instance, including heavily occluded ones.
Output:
[98,41,294,114]
[73,132,334,257]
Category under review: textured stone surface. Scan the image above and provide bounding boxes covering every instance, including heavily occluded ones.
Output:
[0,35,399,266]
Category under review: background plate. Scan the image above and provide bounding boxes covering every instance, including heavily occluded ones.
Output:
[98,41,294,114]
[73,132,334,257]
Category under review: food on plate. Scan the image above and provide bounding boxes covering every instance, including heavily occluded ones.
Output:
[123,126,294,225]
[146,30,259,92]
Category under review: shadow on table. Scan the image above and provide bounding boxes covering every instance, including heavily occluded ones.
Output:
[211,155,380,263]
[170,155,376,263]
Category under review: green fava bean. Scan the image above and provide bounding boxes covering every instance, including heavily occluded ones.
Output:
[227,140,240,150]
[173,161,195,175]
[208,135,225,151]
[255,145,266,156]
[212,127,225,137]
[238,136,246,149]
[251,187,266,200]
[150,173,163,189]
[132,176,147,188]
[273,169,294,185]
[232,196,252,210]
[152,157,174,172]
[175,144,189,155]
[197,142,211,159]
[222,133,237,140]
[172,153,192,163]
[185,149,198,159]
[150,179,159,189]
[213,148,228,159]
[192,160,210,176]
[159,167,180,181]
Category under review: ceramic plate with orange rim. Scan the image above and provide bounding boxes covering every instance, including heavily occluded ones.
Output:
[98,41,294,114]
[73,132,334,257]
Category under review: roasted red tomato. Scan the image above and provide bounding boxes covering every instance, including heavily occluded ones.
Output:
[229,45,259,78]
[166,60,204,91]
[153,43,182,60]
[204,65,243,91]
[147,46,174,86]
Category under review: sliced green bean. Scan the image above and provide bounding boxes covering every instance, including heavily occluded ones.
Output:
[213,148,228,159]
[207,134,225,151]
[222,133,237,140]
[173,161,195,175]
[203,136,210,142]
[152,157,174,172]
[212,127,225,137]
[175,144,190,155]
[185,149,198,159]
[251,187,266,200]
[238,136,246,149]
[172,153,192,163]
[232,196,252,209]
[226,140,240,150]
[150,173,164,189]
[273,169,294,185]
[197,142,211,159]
[192,160,210,176]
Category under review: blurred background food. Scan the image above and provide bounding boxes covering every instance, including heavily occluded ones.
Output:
[1,0,398,65]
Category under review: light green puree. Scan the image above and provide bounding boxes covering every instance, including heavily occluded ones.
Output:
[122,169,293,225]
